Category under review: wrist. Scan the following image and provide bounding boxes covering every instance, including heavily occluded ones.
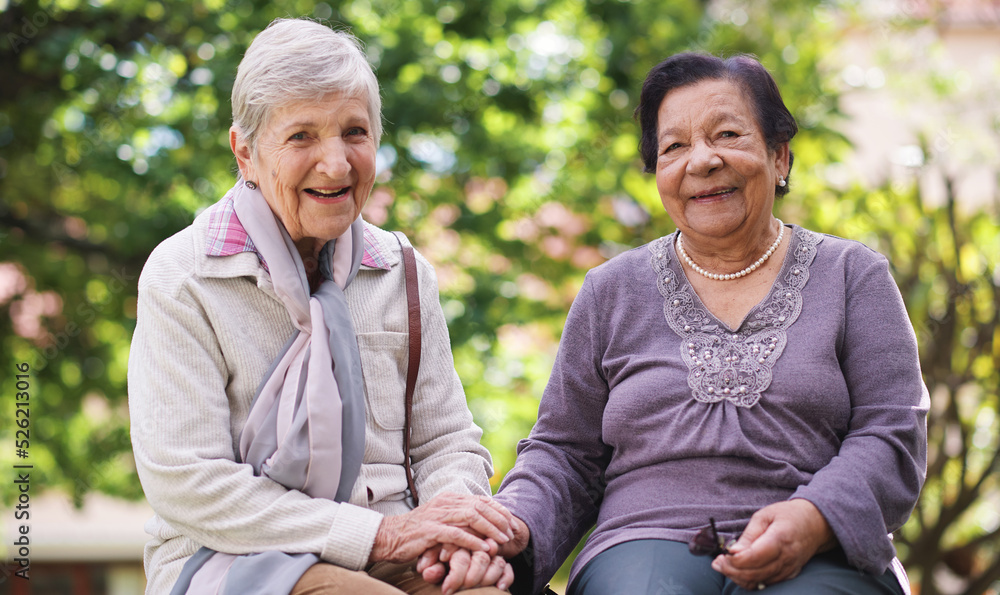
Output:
[792,498,837,553]
[368,516,393,565]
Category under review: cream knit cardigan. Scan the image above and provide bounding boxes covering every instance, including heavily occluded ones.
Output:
[128,211,494,594]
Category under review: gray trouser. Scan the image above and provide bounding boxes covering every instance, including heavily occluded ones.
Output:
[570,539,904,595]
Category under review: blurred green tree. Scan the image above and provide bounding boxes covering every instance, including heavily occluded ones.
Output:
[1,0,997,593]
[0,0,844,503]
[788,167,1000,595]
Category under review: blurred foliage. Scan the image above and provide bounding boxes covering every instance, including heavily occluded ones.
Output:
[798,174,1000,595]
[0,0,997,592]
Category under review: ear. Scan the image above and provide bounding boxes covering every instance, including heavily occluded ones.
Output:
[230,126,256,182]
[773,141,790,179]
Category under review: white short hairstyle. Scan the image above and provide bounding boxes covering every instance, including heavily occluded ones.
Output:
[231,18,382,153]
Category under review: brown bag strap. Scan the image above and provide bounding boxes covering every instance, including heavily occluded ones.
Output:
[393,232,421,506]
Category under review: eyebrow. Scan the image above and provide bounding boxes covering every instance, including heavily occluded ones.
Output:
[278,119,318,132]
[277,115,371,133]
[658,111,751,141]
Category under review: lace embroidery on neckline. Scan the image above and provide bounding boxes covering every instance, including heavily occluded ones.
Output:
[648,227,821,407]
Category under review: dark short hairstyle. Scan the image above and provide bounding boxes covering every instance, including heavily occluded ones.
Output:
[634,53,798,197]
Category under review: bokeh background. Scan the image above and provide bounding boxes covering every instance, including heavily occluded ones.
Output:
[1,0,999,593]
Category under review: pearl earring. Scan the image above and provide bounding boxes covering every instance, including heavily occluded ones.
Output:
[778,177,786,188]
[246,180,258,190]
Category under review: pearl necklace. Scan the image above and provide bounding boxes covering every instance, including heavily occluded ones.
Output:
[676,220,785,281]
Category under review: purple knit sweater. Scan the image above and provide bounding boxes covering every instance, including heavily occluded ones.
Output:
[494,225,928,594]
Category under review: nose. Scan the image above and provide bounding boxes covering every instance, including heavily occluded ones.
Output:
[686,140,722,177]
[316,138,351,179]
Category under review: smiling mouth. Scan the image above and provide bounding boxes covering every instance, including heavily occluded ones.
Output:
[693,187,736,199]
[306,187,350,199]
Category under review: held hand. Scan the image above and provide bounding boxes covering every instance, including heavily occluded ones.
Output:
[436,547,514,595]
[369,493,514,565]
[416,543,479,584]
[711,499,837,590]
[418,543,513,594]
[416,544,450,584]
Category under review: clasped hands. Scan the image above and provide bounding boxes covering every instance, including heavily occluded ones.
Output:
[370,493,528,594]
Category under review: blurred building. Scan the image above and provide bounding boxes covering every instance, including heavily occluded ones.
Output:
[835,0,1000,210]
[2,492,150,595]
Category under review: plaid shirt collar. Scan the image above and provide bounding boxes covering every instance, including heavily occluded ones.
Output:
[203,191,391,271]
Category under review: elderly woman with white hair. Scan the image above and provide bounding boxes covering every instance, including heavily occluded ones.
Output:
[128,18,514,595]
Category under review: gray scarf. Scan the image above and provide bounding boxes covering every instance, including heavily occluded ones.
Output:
[171,181,366,594]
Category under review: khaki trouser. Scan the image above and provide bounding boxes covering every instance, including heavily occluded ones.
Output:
[290,561,507,595]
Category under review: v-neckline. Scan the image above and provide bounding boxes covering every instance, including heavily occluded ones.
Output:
[668,224,797,333]
[649,226,822,407]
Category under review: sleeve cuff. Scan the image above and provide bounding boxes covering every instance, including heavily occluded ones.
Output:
[789,491,894,574]
[320,503,384,570]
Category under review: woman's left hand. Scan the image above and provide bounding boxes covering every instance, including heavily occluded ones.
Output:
[711,499,837,590]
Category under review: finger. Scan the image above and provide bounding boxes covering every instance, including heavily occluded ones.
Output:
[479,555,508,587]
[434,525,491,553]
[729,510,772,554]
[478,495,516,537]
[423,501,509,545]
[445,495,513,542]
[497,515,531,558]
[461,551,493,589]
[712,550,779,586]
[496,562,514,592]
[762,557,806,586]
[460,501,512,544]
[715,547,797,588]
[713,554,777,584]
[724,524,783,571]
[432,493,513,538]
[440,543,459,563]
[421,561,447,585]
[442,549,472,595]
[417,546,442,573]
[483,538,499,557]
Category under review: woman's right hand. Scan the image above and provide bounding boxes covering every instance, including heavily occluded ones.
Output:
[711,499,836,590]
[368,493,514,564]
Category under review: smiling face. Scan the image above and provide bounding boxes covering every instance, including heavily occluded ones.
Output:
[231,93,376,258]
[655,78,788,246]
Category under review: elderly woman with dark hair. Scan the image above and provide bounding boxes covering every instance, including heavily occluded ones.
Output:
[420,53,928,595]
[128,18,514,595]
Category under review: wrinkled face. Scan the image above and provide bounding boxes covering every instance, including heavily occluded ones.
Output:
[654,78,788,242]
[231,93,377,252]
